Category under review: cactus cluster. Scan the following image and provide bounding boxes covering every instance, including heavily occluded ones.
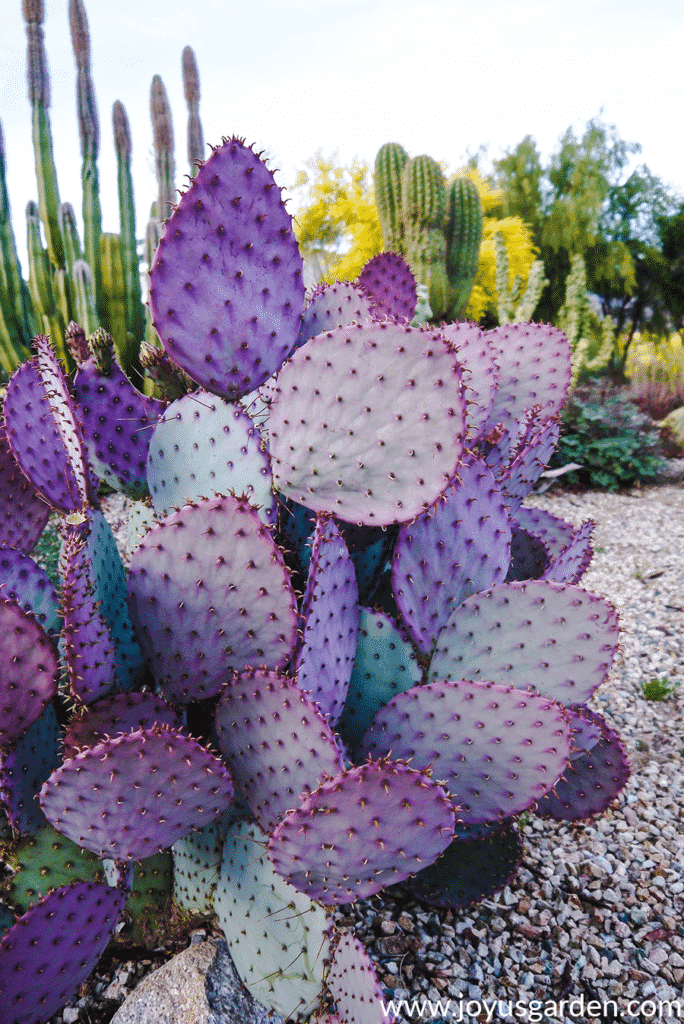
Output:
[0,137,629,1024]
[374,143,483,322]
[0,0,205,383]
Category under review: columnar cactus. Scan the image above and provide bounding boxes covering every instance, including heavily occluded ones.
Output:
[374,142,483,320]
[0,136,629,1024]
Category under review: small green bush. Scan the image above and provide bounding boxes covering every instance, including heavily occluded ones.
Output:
[640,677,679,701]
[549,387,666,491]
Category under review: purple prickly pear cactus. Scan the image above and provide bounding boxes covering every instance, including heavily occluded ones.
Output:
[268,758,456,905]
[0,424,50,553]
[215,668,345,832]
[127,494,298,703]
[149,137,305,399]
[541,520,595,585]
[270,321,467,526]
[328,930,396,1024]
[40,724,234,860]
[0,705,61,835]
[72,335,165,499]
[0,599,59,748]
[293,514,359,721]
[357,251,417,323]
[0,881,126,1024]
[63,691,182,758]
[391,453,511,654]
[4,335,98,513]
[359,678,572,824]
[294,281,377,353]
[439,321,500,440]
[0,548,60,634]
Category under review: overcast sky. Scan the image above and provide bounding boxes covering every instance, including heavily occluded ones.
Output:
[2,0,682,269]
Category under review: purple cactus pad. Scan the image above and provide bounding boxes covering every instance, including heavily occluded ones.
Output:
[63,691,182,758]
[0,548,60,634]
[294,515,359,722]
[0,424,50,552]
[40,724,235,860]
[127,494,298,703]
[270,321,467,526]
[0,881,126,1024]
[328,930,396,1024]
[294,281,376,353]
[430,580,619,706]
[268,758,456,905]
[541,520,595,585]
[357,251,417,322]
[438,322,500,440]
[359,678,571,824]
[215,669,345,832]
[0,599,59,748]
[149,138,305,399]
[510,506,576,560]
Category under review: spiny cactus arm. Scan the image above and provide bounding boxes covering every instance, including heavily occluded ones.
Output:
[494,231,513,324]
[444,176,483,320]
[23,0,64,270]
[513,259,548,323]
[401,155,449,320]
[113,101,145,357]
[58,202,84,277]
[25,201,71,369]
[100,232,132,373]
[72,260,99,336]
[69,0,105,328]
[182,46,204,175]
[150,74,176,224]
[373,142,409,253]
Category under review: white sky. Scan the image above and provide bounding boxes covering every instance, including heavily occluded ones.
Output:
[2,0,682,270]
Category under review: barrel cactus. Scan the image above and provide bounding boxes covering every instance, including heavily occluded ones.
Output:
[0,137,628,1024]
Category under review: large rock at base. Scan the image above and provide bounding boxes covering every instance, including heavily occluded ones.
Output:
[111,939,281,1024]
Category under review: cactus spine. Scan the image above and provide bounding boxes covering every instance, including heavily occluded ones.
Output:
[374,143,484,321]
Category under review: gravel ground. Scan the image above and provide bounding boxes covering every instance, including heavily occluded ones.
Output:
[47,480,684,1024]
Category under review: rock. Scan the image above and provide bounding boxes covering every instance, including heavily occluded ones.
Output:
[111,939,280,1024]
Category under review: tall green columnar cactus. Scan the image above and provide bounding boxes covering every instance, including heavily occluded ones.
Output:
[402,155,450,320]
[100,233,131,374]
[23,0,64,271]
[494,231,548,325]
[444,175,483,319]
[25,200,72,368]
[69,0,105,327]
[374,142,409,254]
[182,47,204,176]
[150,75,176,223]
[0,122,33,371]
[113,101,145,380]
[374,143,484,322]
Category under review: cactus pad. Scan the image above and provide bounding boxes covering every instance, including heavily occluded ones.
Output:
[536,709,630,821]
[149,137,305,399]
[0,549,61,635]
[0,704,61,835]
[146,391,275,524]
[337,608,422,754]
[128,494,298,702]
[359,678,571,824]
[541,520,594,585]
[0,424,50,553]
[214,818,332,1020]
[429,581,619,705]
[270,321,467,526]
[4,823,104,913]
[63,691,182,758]
[328,930,395,1024]
[294,282,376,353]
[357,251,417,322]
[398,820,523,909]
[0,881,125,1024]
[391,454,511,655]
[268,759,456,905]
[294,516,359,722]
[0,599,59,748]
[39,724,235,860]
[215,669,345,833]
[439,322,499,440]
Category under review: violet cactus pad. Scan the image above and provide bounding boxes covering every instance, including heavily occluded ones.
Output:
[357,251,417,323]
[0,599,59,748]
[358,678,571,824]
[294,281,377,353]
[149,137,305,399]
[0,881,126,1024]
[268,758,456,905]
[39,724,234,860]
[327,930,395,1024]
[127,494,298,703]
[269,321,467,526]
[215,669,345,833]
[0,424,50,552]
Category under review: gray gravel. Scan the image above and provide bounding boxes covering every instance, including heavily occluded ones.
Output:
[54,483,684,1024]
